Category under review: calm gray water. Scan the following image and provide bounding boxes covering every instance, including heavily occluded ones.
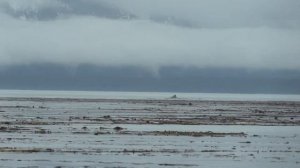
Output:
[0,89,300,101]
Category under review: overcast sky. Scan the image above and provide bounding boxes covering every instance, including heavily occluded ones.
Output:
[0,0,300,70]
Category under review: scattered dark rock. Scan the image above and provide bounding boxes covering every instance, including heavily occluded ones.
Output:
[254,109,265,113]
[103,115,111,119]
[151,131,246,137]
[72,132,90,134]
[0,126,7,131]
[15,106,32,108]
[158,163,198,167]
[113,126,124,131]
[34,129,51,134]
[94,131,110,135]
[45,148,55,152]
[240,141,251,144]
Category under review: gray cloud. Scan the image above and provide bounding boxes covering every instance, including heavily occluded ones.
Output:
[0,0,299,70]
[110,0,300,29]
[0,0,131,20]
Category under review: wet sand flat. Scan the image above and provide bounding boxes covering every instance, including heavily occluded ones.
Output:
[0,97,300,167]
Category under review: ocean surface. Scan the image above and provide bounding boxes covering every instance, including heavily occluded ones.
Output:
[0,89,300,101]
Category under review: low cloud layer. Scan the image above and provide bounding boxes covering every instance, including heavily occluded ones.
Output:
[0,0,300,70]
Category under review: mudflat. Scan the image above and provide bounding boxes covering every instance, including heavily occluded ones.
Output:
[0,97,299,167]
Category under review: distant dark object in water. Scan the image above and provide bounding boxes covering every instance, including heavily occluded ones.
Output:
[171,94,177,99]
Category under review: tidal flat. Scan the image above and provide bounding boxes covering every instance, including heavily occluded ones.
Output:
[0,96,300,168]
